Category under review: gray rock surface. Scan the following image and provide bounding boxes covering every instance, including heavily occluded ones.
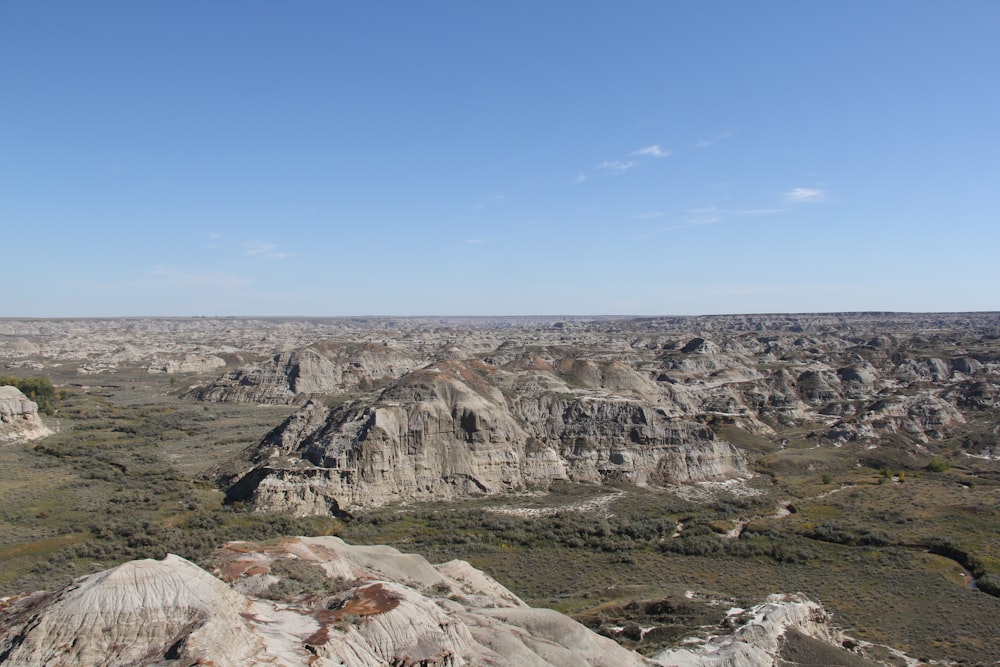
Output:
[228,359,749,514]
[192,343,426,404]
[145,352,226,374]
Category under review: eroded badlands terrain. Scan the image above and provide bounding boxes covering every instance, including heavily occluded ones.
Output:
[1,313,998,665]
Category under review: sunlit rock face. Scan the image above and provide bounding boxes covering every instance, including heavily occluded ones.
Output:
[0,386,51,443]
[0,536,888,667]
[227,359,749,515]
[0,536,653,667]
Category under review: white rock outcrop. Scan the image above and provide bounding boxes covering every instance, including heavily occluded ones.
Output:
[0,536,653,667]
[0,554,262,666]
[0,386,51,443]
[651,593,849,667]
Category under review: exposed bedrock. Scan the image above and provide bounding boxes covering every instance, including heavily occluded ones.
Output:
[0,385,51,443]
[228,361,748,515]
[0,536,652,667]
[192,342,426,404]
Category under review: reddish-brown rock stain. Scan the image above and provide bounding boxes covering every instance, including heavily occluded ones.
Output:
[305,584,401,646]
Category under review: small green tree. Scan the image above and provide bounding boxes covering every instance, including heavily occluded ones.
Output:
[927,457,951,473]
[0,376,59,415]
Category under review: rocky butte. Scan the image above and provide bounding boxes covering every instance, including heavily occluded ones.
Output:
[207,313,999,516]
[224,358,749,515]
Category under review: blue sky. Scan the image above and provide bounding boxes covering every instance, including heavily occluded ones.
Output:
[3,2,998,316]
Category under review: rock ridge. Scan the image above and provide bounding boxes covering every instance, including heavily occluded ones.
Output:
[227,359,748,514]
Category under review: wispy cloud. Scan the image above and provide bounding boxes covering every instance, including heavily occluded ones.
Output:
[567,173,587,185]
[631,145,670,158]
[473,194,506,209]
[633,211,664,220]
[464,238,485,245]
[145,269,252,289]
[596,160,636,173]
[782,187,828,202]
[244,240,290,260]
[684,212,722,227]
[732,208,785,216]
[207,232,223,240]
[696,130,736,149]
[653,205,783,234]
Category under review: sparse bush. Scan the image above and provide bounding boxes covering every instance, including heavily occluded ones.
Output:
[261,557,334,599]
[0,375,60,414]
[927,457,951,473]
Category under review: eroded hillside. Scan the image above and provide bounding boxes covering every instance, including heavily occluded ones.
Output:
[0,314,998,664]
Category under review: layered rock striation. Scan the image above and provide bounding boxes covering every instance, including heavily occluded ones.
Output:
[215,318,1000,514]
[227,359,748,515]
[191,342,426,404]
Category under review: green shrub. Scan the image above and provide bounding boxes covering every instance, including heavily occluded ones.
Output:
[0,375,60,414]
[927,457,951,473]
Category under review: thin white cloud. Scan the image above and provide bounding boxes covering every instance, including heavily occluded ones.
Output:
[245,241,274,255]
[687,214,721,226]
[783,187,828,203]
[731,208,785,216]
[633,211,664,219]
[244,240,290,260]
[654,204,783,234]
[473,194,506,209]
[464,238,485,245]
[631,145,670,158]
[207,232,223,240]
[145,269,252,289]
[695,207,785,217]
[568,173,587,184]
[696,130,736,149]
[596,160,636,173]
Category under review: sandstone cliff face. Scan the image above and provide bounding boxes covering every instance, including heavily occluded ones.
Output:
[196,315,1000,514]
[193,343,425,404]
[228,360,748,515]
[0,536,653,667]
[0,386,51,443]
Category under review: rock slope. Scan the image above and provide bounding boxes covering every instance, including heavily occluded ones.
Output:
[226,359,749,514]
[0,537,892,667]
[191,342,427,404]
[652,593,874,667]
[0,536,653,667]
[0,386,51,443]
[200,313,1000,513]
